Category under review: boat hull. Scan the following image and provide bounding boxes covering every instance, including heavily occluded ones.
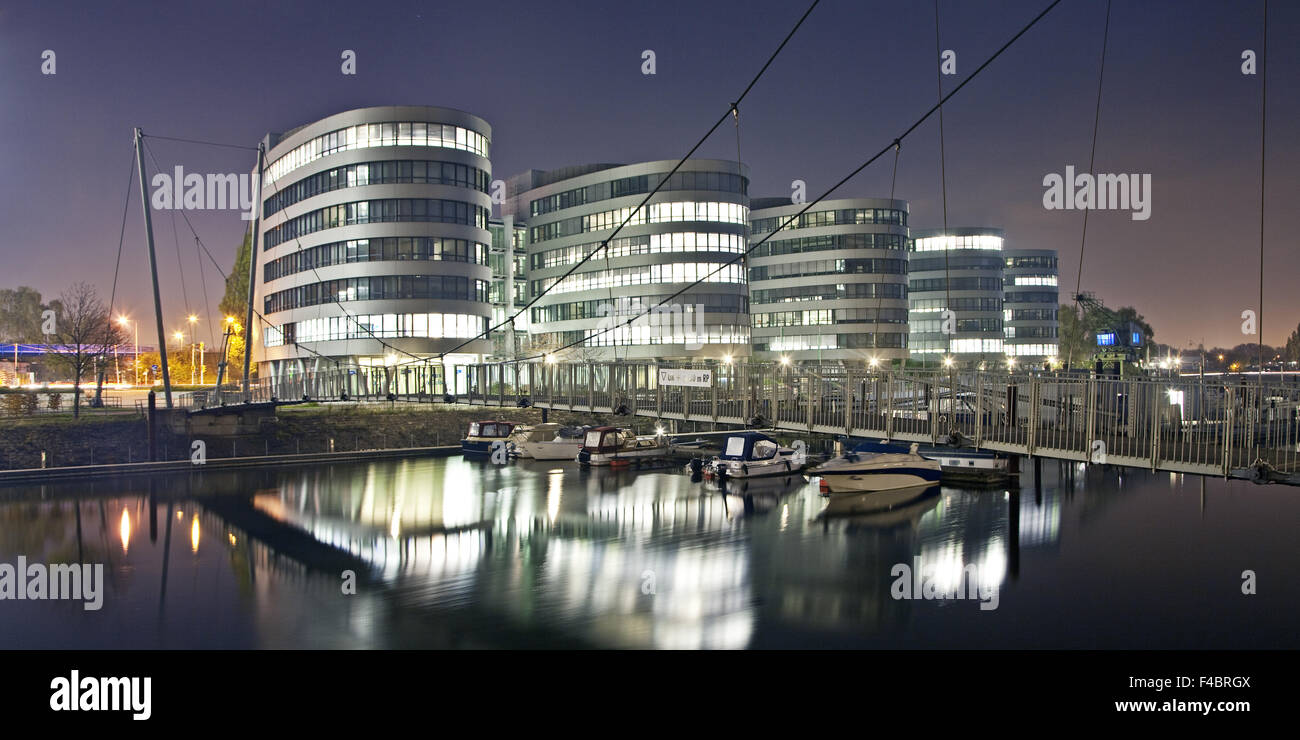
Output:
[710,457,802,479]
[521,441,584,460]
[578,448,669,466]
[461,438,508,456]
[818,468,941,492]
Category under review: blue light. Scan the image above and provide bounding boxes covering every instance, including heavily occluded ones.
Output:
[1097,333,1116,347]
[1131,332,1142,345]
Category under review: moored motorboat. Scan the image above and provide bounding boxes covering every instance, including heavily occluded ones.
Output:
[576,426,670,466]
[810,442,941,492]
[705,432,806,479]
[853,439,1009,483]
[515,423,587,460]
[461,420,519,457]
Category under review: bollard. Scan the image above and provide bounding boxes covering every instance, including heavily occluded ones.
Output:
[147,390,157,462]
[329,438,334,453]
[41,450,47,469]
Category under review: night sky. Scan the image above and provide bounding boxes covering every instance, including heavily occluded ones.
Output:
[1,0,1295,350]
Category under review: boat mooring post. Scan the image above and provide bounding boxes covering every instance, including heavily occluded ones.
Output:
[147,390,157,462]
[1008,487,1020,580]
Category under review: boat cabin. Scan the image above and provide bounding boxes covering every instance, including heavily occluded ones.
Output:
[466,421,517,439]
[720,432,784,461]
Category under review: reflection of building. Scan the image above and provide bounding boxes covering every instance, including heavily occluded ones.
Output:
[908,228,1006,363]
[1003,249,1059,362]
[504,160,751,361]
[251,106,495,392]
[748,198,910,364]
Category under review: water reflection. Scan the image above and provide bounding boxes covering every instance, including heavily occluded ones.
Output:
[0,455,1296,649]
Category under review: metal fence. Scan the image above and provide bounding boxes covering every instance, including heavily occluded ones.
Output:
[237,361,1300,478]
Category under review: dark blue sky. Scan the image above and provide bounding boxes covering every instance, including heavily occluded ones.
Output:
[1,0,1295,348]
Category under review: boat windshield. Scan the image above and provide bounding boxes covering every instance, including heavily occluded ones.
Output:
[724,436,746,457]
[468,423,481,436]
[584,430,605,448]
[753,440,778,459]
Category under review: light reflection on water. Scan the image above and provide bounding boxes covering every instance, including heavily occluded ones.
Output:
[0,455,1296,649]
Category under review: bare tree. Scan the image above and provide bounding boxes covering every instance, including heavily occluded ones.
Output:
[45,283,121,418]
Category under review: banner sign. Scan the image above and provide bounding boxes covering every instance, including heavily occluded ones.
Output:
[658,369,712,387]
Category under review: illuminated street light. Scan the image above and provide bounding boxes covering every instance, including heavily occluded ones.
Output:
[117,316,139,385]
[722,354,733,365]
[943,356,954,368]
[779,355,790,366]
[544,354,556,364]
[869,357,880,368]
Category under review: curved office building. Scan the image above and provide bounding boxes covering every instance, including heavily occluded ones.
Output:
[748,197,910,364]
[251,106,494,393]
[1003,248,1060,362]
[506,160,751,361]
[908,227,1005,364]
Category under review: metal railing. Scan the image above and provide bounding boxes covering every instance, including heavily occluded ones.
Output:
[235,361,1300,479]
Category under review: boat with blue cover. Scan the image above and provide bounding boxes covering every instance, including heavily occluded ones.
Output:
[704,432,807,479]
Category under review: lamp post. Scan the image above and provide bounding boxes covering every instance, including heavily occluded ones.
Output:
[117,316,138,386]
[186,315,198,385]
[172,331,184,387]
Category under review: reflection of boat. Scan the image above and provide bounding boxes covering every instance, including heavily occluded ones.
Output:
[709,471,810,497]
[576,427,670,466]
[512,423,587,460]
[819,484,940,522]
[810,442,941,492]
[705,432,806,479]
[461,420,519,456]
[852,439,1008,482]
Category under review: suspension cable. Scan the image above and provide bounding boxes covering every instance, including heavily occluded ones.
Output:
[502,0,1064,366]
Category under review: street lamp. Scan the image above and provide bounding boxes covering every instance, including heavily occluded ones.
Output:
[117,316,138,386]
[186,315,198,385]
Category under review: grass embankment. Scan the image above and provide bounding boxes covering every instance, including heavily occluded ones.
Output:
[0,403,626,470]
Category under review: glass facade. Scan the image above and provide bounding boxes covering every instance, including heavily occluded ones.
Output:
[265,121,489,184]
[748,198,910,363]
[253,107,494,378]
[263,237,489,282]
[907,228,1006,361]
[263,199,490,249]
[513,160,751,360]
[264,160,490,217]
[1003,249,1060,361]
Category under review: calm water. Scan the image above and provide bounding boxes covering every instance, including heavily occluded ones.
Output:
[0,455,1295,649]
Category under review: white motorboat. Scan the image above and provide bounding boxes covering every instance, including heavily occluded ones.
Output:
[705,432,807,479]
[576,426,670,466]
[513,423,587,460]
[810,442,941,492]
[854,439,1009,482]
